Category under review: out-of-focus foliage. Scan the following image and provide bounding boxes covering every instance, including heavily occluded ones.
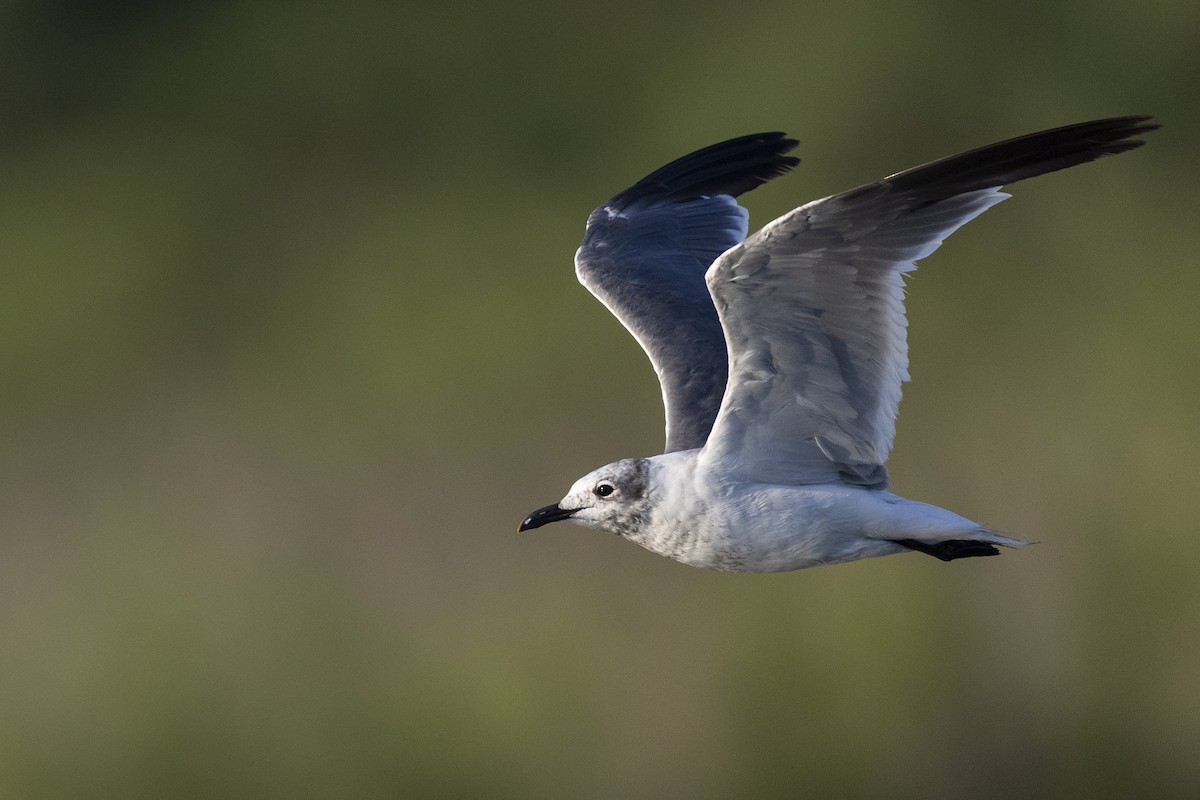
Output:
[0,1,1196,797]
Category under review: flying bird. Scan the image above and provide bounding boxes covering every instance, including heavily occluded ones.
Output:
[519,117,1157,572]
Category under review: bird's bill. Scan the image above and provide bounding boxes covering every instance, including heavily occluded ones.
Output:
[518,503,578,532]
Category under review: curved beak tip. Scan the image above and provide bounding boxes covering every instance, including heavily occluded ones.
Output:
[518,503,577,532]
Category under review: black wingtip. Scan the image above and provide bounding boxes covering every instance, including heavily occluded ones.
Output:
[607,131,800,212]
[863,115,1159,203]
[896,539,1002,561]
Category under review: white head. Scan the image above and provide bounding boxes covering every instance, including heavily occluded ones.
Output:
[519,457,654,537]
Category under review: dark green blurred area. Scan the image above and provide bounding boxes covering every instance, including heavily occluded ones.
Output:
[0,1,1196,797]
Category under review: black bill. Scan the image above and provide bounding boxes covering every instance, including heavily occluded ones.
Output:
[518,503,578,532]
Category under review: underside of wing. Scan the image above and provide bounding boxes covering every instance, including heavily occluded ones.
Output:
[701,116,1157,485]
[575,133,799,452]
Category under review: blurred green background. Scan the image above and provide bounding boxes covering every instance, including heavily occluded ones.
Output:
[0,1,1196,797]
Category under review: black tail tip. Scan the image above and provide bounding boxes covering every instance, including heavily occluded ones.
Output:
[896,539,1001,562]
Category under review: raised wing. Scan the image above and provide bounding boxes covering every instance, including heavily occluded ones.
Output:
[700,116,1157,487]
[576,133,799,452]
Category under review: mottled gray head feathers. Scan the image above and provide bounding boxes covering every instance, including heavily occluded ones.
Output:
[556,457,654,537]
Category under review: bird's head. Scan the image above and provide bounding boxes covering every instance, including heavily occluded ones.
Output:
[518,457,653,537]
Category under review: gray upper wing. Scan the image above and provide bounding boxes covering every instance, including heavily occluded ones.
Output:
[575,133,799,453]
[699,116,1157,486]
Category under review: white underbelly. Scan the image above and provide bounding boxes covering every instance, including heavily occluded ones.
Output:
[640,483,980,573]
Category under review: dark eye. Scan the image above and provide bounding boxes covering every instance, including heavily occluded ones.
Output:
[594,482,615,497]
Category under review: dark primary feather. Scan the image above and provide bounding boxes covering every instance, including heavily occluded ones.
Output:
[895,538,1001,561]
[606,132,799,212]
[840,115,1158,206]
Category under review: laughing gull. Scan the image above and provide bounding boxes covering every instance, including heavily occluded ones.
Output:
[519,117,1157,571]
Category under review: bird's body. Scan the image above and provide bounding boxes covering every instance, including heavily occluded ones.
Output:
[520,117,1156,572]
[553,452,1017,572]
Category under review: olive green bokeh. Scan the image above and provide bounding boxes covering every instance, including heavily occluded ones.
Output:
[0,1,1197,798]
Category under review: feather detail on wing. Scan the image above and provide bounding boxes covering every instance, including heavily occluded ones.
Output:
[700,116,1157,486]
[575,133,799,452]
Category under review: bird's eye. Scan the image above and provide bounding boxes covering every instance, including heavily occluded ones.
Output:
[594,482,615,497]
